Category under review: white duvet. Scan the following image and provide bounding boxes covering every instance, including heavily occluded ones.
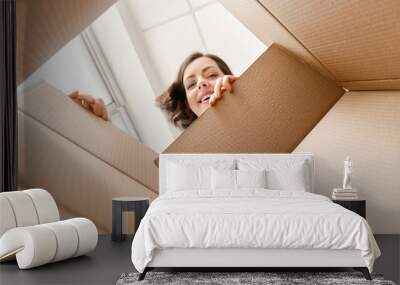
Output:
[131,189,380,273]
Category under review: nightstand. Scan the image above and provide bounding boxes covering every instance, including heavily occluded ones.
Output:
[332,199,366,218]
[112,197,149,242]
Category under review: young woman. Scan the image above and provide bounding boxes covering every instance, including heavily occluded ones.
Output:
[69,52,237,129]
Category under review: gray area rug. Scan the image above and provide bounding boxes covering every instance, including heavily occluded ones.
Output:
[116,271,396,285]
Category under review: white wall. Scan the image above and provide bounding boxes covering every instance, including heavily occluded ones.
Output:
[194,2,266,76]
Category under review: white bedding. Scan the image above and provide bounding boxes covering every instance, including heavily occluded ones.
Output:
[131,190,380,273]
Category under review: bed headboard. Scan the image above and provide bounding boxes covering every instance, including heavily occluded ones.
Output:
[159,153,314,195]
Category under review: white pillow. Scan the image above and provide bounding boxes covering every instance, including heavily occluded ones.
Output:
[211,168,236,190]
[237,159,310,191]
[211,169,267,190]
[267,163,307,191]
[237,169,267,188]
[168,163,210,191]
[167,160,235,192]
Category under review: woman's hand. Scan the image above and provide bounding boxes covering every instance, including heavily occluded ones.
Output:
[68,91,110,121]
[209,75,237,106]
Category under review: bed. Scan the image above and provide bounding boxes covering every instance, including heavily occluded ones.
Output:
[131,153,380,280]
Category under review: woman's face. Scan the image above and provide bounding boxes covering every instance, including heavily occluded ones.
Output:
[183,56,225,117]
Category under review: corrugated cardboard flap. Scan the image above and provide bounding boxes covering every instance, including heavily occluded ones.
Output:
[222,0,400,90]
[18,81,159,193]
[164,44,344,154]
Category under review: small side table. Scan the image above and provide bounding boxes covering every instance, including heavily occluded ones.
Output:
[112,197,149,242]
[333,199,366,218]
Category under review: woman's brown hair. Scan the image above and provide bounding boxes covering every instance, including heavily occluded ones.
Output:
[156,52,233,129]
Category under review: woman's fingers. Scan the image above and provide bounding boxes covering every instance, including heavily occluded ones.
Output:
[210,75,238,106]
[222,75,237,93]
[215,77,223,97]
[79,94,95,105]
[229,75,237,83]
[97,98,110,121]
[215,75,237,101]
[68,91,83,105]
[222,76,232,92]
[68,91,110,121]
[78,95,95,110]
[68,91,79,99]
[92,99,103,116]
[91,99,110,121]
[216,77,224,99]
[210,78,223,105]
[101,112,110,121]
[68,91,93,109]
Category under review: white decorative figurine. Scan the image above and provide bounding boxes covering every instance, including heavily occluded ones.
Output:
[342,156,353,190]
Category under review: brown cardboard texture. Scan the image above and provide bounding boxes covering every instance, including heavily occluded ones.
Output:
[18,108,158,232]
[18,82,159,231]
[18,82,159,193]
[295,90,400,234]
[222,0,400,91]
[164,44,344,154]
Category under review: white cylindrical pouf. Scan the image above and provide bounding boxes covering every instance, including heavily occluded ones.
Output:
[1,192,39,227]
[0,196,17,237]
[24,189,60,223]
[42,221,79,262]
[0,190,98,269]
[0,226,57,269]
[65,218,98,257]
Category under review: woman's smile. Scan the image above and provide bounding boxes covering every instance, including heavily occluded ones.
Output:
[198,90,214,104]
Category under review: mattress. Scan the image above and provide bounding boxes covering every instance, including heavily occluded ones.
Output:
[131,189,380,273]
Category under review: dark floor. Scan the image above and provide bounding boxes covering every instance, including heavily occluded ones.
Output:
[0,235,399,285]
[0,235,134,285]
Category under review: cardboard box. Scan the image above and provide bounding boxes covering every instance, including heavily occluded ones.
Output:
[164,44,343,153]
[16,0,400,233]
[217,0,400,234]
[221,0,400,90]
[17,82,158,232]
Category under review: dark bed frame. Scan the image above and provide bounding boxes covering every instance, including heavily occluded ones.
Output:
[138,267,372,281]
